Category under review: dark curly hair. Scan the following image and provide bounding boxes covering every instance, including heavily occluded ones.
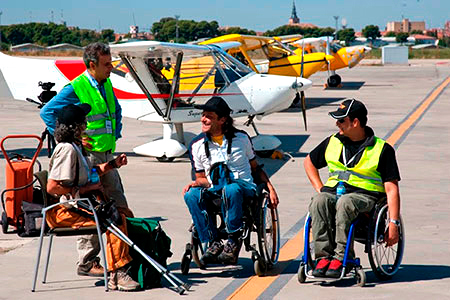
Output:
[53,121,83,143]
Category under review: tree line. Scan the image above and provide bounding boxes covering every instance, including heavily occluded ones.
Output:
[1,19,447,51]
[0,22,114,50]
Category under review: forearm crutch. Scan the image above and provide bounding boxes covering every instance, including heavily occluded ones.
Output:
[106,220,191,295]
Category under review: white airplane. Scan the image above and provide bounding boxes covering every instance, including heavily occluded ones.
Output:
[0,41,312,161]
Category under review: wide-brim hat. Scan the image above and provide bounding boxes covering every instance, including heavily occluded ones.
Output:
[57,103,91,127]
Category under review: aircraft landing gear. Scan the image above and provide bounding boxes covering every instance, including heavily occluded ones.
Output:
[327,74,341,88]
[244,116,281,158]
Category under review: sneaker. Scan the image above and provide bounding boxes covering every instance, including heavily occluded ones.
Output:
[200,240,224,265]
[325,259,344,278]
[312,257,331,277]
[108,266,141,291]
[217,239,241,265]
[77,260,105,277]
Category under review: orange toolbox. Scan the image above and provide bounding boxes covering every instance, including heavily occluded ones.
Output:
[1,135,42,233]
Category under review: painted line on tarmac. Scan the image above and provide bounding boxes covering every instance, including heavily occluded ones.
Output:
[385,76,450,148]
[216,76,450,300]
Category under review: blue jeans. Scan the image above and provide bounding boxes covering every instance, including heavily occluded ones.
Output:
[184,180,256,243]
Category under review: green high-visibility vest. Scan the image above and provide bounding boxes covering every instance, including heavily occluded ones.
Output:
[324,135,386,193]
[71,73,116,152]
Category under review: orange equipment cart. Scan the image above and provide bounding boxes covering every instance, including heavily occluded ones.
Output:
[1,135,43,233]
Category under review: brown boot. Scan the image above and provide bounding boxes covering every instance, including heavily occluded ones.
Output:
[108,266,140,291]
[77,260,105,277]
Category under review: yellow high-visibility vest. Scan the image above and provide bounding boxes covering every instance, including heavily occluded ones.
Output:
[324,135,386,193]
[71,73,116,152]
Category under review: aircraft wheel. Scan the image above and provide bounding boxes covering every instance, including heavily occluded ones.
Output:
[1,212,8,234]
[256,150,274,158]
[327,75,341,87]
[156,156,175,162]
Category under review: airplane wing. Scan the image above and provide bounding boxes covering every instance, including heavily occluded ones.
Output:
[197,41,241,51]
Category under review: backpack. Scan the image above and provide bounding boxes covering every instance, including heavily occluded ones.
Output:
[208,161,233,194]
[126,217,172,289]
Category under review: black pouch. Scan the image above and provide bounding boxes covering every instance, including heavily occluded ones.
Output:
[19,201,46,237]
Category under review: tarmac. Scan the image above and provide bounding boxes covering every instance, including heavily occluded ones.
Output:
[0,59,450,299]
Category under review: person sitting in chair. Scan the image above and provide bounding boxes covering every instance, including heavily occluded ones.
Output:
[45,103,140,292]
[304,98,401,278]
[182,96,279,266]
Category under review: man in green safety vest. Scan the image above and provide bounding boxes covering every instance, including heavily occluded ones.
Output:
[41,43,137,290]
[303,98,401,278]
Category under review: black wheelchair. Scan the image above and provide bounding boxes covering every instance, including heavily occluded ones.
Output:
[297,198,405,286]
[180,182,280,276]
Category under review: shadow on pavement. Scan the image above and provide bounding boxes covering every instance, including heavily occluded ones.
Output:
[284,97,345,113]
[0,148,47,159]
[370,264,450,284]
[324,81,366,90]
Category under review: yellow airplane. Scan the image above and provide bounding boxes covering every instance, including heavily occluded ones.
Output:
[200,34,335,79]
[286,36,371,87]
[200,34,335,129]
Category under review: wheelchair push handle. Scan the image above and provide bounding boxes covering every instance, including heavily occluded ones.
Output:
[0,134,43,173]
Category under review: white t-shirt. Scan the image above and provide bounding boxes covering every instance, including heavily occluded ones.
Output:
[189,130,256,186]
[48,142,91,203]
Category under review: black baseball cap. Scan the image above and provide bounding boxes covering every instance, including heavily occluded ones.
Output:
[194,96,232,117]
[57,103,91,126]
[329,98,367,120]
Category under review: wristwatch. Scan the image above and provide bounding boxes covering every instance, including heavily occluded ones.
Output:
[390,219,401,226]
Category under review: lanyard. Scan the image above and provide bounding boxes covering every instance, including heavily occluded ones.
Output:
[85,71,112,118]
[342,145,365,167]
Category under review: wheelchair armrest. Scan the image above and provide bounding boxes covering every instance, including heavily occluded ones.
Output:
[255,183,268,199]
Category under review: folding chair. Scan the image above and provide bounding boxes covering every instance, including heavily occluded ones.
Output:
[31,198,109,292]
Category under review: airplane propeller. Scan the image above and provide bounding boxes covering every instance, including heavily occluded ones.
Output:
[296,41,307,131]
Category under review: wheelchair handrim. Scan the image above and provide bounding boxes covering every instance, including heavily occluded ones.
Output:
[372,204,404,276]
[261,200,280,264]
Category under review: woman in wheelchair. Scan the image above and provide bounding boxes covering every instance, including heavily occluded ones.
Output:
[304,99,401,279]
[183,97,279,266]
[45,104,140,291]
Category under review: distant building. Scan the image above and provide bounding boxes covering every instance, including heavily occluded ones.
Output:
[427,21,450,39]
[130,25,139,38]
[288,1,300,25]
[386,18,425,33]
[10,43,45,52]
[411,34,437,45]
[47,43,83,52]
[287,1,318,28]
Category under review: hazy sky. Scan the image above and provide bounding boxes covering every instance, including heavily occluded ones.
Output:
[1,0,448,33]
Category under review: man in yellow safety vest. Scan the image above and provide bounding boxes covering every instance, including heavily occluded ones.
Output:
[303,98,401,278]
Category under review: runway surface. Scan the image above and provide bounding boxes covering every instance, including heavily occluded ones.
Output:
[1,59,449,299]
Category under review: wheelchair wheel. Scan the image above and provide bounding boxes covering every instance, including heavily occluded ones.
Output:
[1,211,8,234]
[355,267,366,287]
[181,243,192,275]
[297,264,307,283]
[368,204,404,279]
[191,228,205,269]
[254,259,267,277]
[257,192,280,269]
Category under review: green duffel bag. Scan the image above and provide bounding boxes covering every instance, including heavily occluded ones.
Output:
[126,217,172,289]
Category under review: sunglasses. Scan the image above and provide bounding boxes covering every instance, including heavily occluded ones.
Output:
[337,118,346,123]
